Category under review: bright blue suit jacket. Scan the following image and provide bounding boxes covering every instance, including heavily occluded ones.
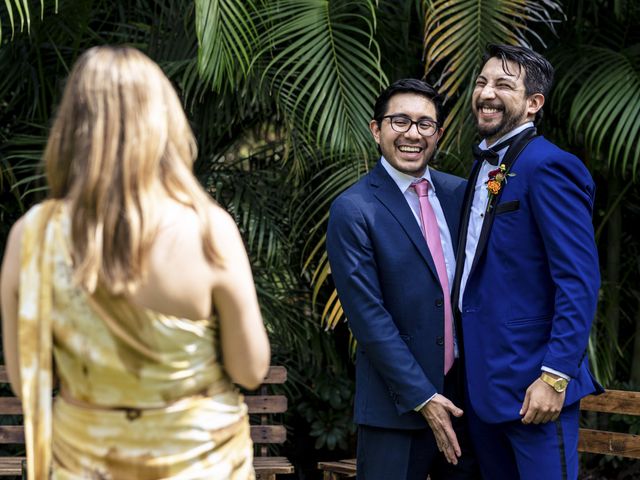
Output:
[326,161,466,429]
[455,134,603,424]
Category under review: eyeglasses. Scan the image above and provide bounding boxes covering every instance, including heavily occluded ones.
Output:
[381,115,439,137]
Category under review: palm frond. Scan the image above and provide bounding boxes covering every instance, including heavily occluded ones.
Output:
[194,0,259,92]
[552,45,640,177]
[0,0,59,42]
[423,0,562,153]
[320,288,344,331]
[204,143,290,268]
[259,0,386,156]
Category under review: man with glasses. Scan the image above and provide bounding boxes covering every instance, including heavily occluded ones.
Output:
[327,79,479,479]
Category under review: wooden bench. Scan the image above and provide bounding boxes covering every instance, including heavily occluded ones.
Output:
[317,390,640,479]
[0,365,293,479]
[578,389,640,458]
[0,366,25,479]
[249,366,295,479]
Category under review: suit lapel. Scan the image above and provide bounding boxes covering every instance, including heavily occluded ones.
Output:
[451,159,482,310]
[369,162,439,280]
[468,127,537,278]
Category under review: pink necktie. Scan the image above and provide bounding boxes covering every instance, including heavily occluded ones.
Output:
[412,179,455,374]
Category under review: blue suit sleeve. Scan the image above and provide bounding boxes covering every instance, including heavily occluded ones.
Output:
[326,195,436,414]
[529,153,600,378]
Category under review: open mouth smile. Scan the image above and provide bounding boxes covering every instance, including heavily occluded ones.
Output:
[477,104,504,116]
[397,145,423,153]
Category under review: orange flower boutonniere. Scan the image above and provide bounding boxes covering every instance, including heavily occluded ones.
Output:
[485,163,515,211]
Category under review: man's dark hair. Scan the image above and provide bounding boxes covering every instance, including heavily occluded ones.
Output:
[373,79,444,125]
[481,44,554,122]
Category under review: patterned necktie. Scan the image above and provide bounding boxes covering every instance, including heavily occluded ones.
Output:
[411,179,454,374]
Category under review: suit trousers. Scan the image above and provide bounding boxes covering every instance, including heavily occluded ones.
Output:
[356,362,480,480]
[466,399,580,480]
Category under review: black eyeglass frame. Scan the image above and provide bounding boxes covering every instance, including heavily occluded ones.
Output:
[380,115,440,137]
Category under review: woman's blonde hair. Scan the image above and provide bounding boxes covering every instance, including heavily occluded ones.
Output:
[45,46,216,294]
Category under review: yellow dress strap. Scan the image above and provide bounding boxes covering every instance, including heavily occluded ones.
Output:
[19,200,60,480]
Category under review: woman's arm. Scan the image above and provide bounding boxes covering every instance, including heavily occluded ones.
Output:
[210,207,270,390]
[1,216,25,397]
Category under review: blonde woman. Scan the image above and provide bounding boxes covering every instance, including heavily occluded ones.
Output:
[0,46,270,479]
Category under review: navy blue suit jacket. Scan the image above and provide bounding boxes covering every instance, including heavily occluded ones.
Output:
[455,136,603,424]
[326,161,466,429]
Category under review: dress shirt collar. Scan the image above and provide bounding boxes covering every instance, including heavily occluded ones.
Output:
[478,121,534,150]
[380,157,437,195]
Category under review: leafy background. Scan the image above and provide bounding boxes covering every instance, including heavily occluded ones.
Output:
[1,0,639,478]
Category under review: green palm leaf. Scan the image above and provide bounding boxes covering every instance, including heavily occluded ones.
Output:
[260,0,387,156]
[423,0,562,151]
[1,0,58,42]
[259,0,387,332]
[553,45,640,177]
[194,0,258,92]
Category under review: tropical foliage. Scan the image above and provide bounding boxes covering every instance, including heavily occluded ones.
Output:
[1,0,640,476]
[0,0,56,42]
[546,0,640,395]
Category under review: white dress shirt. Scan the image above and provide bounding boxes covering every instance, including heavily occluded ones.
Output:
[457,123,568,381]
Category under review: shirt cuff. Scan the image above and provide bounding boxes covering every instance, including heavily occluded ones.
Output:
[541,366,570,381]
[413,392,437,412]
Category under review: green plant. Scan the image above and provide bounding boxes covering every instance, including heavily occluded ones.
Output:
[297,372,355,450]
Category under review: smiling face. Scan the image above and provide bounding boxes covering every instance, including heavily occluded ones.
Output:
[472,57,544,145]
[369,92,443,178]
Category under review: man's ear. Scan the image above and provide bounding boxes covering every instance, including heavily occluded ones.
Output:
[369,119,381,144]
[527,93,545,118]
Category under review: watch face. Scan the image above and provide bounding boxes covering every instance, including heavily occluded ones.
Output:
[555,379,568,392]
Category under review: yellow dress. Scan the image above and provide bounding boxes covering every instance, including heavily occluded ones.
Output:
[18,200,254,479]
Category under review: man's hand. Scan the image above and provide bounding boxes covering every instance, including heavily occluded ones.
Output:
[419,393,463,465]
[520,378,566,424]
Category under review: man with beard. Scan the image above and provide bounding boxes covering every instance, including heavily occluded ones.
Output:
[452,44,602,479]
[326,79,479,479]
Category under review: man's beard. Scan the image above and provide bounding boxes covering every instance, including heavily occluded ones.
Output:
[476,103,527,140]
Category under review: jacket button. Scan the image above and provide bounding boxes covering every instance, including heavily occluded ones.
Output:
[435,298,443,307]
[436,336,444,346]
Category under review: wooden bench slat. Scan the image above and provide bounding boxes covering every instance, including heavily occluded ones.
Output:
[0,457,25,475]
[0,396,291,416]
[578,428,640,459]
[253,456,294,474]
[580,390,640,416]
[250,425,286,444]
[0,366,8,384]
[318,459,357,476]
[0,397,22,414]
[245,395,287,414]
[261,366,287,384]
[0,426,25,444]
[1,366,288,386]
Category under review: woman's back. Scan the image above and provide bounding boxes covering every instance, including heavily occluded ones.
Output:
[0,46,269,479]
[15,199,255,479]
[43,199,231,407]
[127,197,222,321]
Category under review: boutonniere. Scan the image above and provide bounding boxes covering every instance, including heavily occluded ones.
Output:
[485,163,515,211]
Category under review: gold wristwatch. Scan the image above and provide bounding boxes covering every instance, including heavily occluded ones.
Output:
[540,372,569,393]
